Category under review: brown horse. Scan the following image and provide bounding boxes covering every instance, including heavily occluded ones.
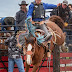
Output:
[23,15,66,72]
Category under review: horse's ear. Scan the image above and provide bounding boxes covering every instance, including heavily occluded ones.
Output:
[24,36,27,41]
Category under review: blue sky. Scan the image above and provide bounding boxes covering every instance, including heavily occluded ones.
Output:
[0,0,72,17]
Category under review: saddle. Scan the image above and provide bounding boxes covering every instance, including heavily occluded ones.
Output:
[32,21,52,43]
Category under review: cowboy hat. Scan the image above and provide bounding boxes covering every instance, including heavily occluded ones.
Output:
[19,1,28,6]
[4,17,15,25]
[63,0,68,6]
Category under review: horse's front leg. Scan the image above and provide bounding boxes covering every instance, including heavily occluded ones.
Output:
[25,62,30,72]
[32,62,41,72]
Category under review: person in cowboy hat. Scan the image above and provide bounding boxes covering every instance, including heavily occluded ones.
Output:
[16,0,28,31]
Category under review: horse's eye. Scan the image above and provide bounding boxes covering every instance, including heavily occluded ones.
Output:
[25,46,27,50]
[31,48,34,52]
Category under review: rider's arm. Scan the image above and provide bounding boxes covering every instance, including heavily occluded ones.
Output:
[43,3,57,9]
[27,3,34,18]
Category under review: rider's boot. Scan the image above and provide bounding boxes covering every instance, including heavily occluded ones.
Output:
[40,24,52,41]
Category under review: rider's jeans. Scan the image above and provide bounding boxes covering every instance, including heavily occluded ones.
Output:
[33,24,51,36]
[8,58,25,72]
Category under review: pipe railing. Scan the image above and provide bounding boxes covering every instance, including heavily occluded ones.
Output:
[0,25,25,27]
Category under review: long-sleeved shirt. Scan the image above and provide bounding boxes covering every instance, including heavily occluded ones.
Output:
[4,36,22,59]
[27,2,57,21]
[16,10,27,30]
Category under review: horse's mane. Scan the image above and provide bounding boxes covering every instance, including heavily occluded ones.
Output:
[49,15,64,29]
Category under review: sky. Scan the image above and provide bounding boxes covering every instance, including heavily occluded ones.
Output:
[0,0,72,17]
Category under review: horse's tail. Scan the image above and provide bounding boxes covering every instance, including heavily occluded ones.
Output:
[49,15,64,29]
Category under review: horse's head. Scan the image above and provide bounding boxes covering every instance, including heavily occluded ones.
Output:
[24,37,37,65]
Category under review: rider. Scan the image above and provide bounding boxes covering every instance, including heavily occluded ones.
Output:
[27,0,60,41]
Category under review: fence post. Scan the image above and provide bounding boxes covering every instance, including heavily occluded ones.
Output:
[53,45,60,72]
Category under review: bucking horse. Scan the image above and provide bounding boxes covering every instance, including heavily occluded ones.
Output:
[16,15,66,72]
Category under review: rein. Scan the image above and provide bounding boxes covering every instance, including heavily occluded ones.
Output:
[37,57,46,72]
[47,27,61,45]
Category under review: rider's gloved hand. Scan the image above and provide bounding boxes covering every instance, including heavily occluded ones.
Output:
[26,17,32,22]
[25,17,32,25]
[57,3,61,7]
[29,18,32,22]
[64,22,68,27]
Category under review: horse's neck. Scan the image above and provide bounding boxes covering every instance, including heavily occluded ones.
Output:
[35,43,39,51]
[35,43,44,54]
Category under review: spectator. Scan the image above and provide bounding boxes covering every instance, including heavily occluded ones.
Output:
[0,17,15,36]
[67,4,72,50]
[1,17,15,31]
[4,32,25,72]
[66,4,72,44]
[68,4,72,14]
[16,1,28,31]
[68,4,72,24]
[50,0,70,23]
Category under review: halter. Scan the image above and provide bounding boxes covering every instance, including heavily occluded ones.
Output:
[25,42,36,65]
[26,42,36,56]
